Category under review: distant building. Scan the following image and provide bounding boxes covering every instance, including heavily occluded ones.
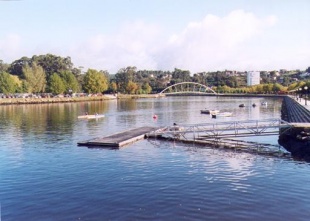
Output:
[247,71,260,86]
[225,70,237,76]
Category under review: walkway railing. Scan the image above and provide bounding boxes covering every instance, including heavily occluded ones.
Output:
[148,118,292,140]
[146,118,292,156]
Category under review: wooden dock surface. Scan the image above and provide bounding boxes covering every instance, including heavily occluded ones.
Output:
[78,126,158,148]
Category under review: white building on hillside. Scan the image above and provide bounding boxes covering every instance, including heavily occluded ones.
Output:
[247,71,260,86]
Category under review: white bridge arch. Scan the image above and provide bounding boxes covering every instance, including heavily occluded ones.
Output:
[159,82,217,95]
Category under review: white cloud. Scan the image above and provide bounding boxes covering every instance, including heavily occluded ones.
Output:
[8,9,305,73]
[157,10,279,72]
[71,20,162,73]
[70,10,286,73]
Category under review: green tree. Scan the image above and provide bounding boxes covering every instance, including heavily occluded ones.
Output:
[0,60,9,73]
[110,81,118,93]
[19,80,29,93]
[82,69,108,93]
[172,68,191,82]
[142,82,152,94]
[221,85,231,93]
[115,66,136,93]
[48,73,66,94]
[71,67,82,78]
[272,83,283,93]
[126,80,138,94]
[22,62,47,93]
[59,71,80,93]
[11,75,23,93]
[31,54,73,79]
[192,72,207,84]
[0,72,17,93]
[287,82,299,91]
[9,56,31,78]
[256,84,264,94]
[263,84,273,93]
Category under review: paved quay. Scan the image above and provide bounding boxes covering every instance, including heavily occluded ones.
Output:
[294,96,310,111]
[282,96,310,123]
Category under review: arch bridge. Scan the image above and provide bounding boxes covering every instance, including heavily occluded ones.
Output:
[159,82,217,95]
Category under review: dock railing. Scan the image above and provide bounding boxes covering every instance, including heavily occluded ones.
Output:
[149,118,292,140]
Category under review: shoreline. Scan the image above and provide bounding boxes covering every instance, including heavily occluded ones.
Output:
[0,94,163,105]
[0,93,286,105]
[0,95,116,105]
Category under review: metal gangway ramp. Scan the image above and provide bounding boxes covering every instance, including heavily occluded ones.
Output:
[149,118,292,139]
[146,118,293,155]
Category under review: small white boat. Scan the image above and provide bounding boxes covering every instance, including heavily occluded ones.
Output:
[78,114,105,119]
[201,109,220,115]
[211,112,233,118]
[218,112,233,117]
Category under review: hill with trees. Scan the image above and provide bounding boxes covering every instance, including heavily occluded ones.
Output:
[0,54,309,96]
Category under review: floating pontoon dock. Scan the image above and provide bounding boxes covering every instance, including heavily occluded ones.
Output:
[77,126,158,148]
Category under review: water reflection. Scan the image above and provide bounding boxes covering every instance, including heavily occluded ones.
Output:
[153,141,281,193]
[2,96,310,221]
[0,96,285,152]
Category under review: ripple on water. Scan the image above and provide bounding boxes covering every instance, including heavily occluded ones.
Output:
[1,97,310,221]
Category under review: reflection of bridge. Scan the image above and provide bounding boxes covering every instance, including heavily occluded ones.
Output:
[159,82,217,95]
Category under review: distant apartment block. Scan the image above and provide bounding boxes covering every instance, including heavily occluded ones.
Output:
[247,71,260,86]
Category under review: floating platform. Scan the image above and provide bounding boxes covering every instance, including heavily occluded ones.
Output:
[77,126,158,148]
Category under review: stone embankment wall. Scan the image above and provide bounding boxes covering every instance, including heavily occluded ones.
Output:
[279,96,310,160]
[281,96,310,123]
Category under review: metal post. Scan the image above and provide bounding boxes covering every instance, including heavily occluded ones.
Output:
[304,86,308,105]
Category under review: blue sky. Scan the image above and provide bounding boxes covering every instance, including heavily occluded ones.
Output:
[0,0,309,74]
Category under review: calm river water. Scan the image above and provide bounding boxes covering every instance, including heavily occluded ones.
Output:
[1,96,310,221]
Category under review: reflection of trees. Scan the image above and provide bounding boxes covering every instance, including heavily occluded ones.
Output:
[45,104,76,135]
[82,101,110,115]
[117,99,137,111]
[0,104,74,137]
[115,99,160,126]
[0,101,110,140]
[115,100,138,126]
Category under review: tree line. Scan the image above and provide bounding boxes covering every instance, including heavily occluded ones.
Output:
[0,54,309,95]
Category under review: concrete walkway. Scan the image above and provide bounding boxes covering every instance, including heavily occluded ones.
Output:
[292,96,310,111]
[282,96,310,122]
